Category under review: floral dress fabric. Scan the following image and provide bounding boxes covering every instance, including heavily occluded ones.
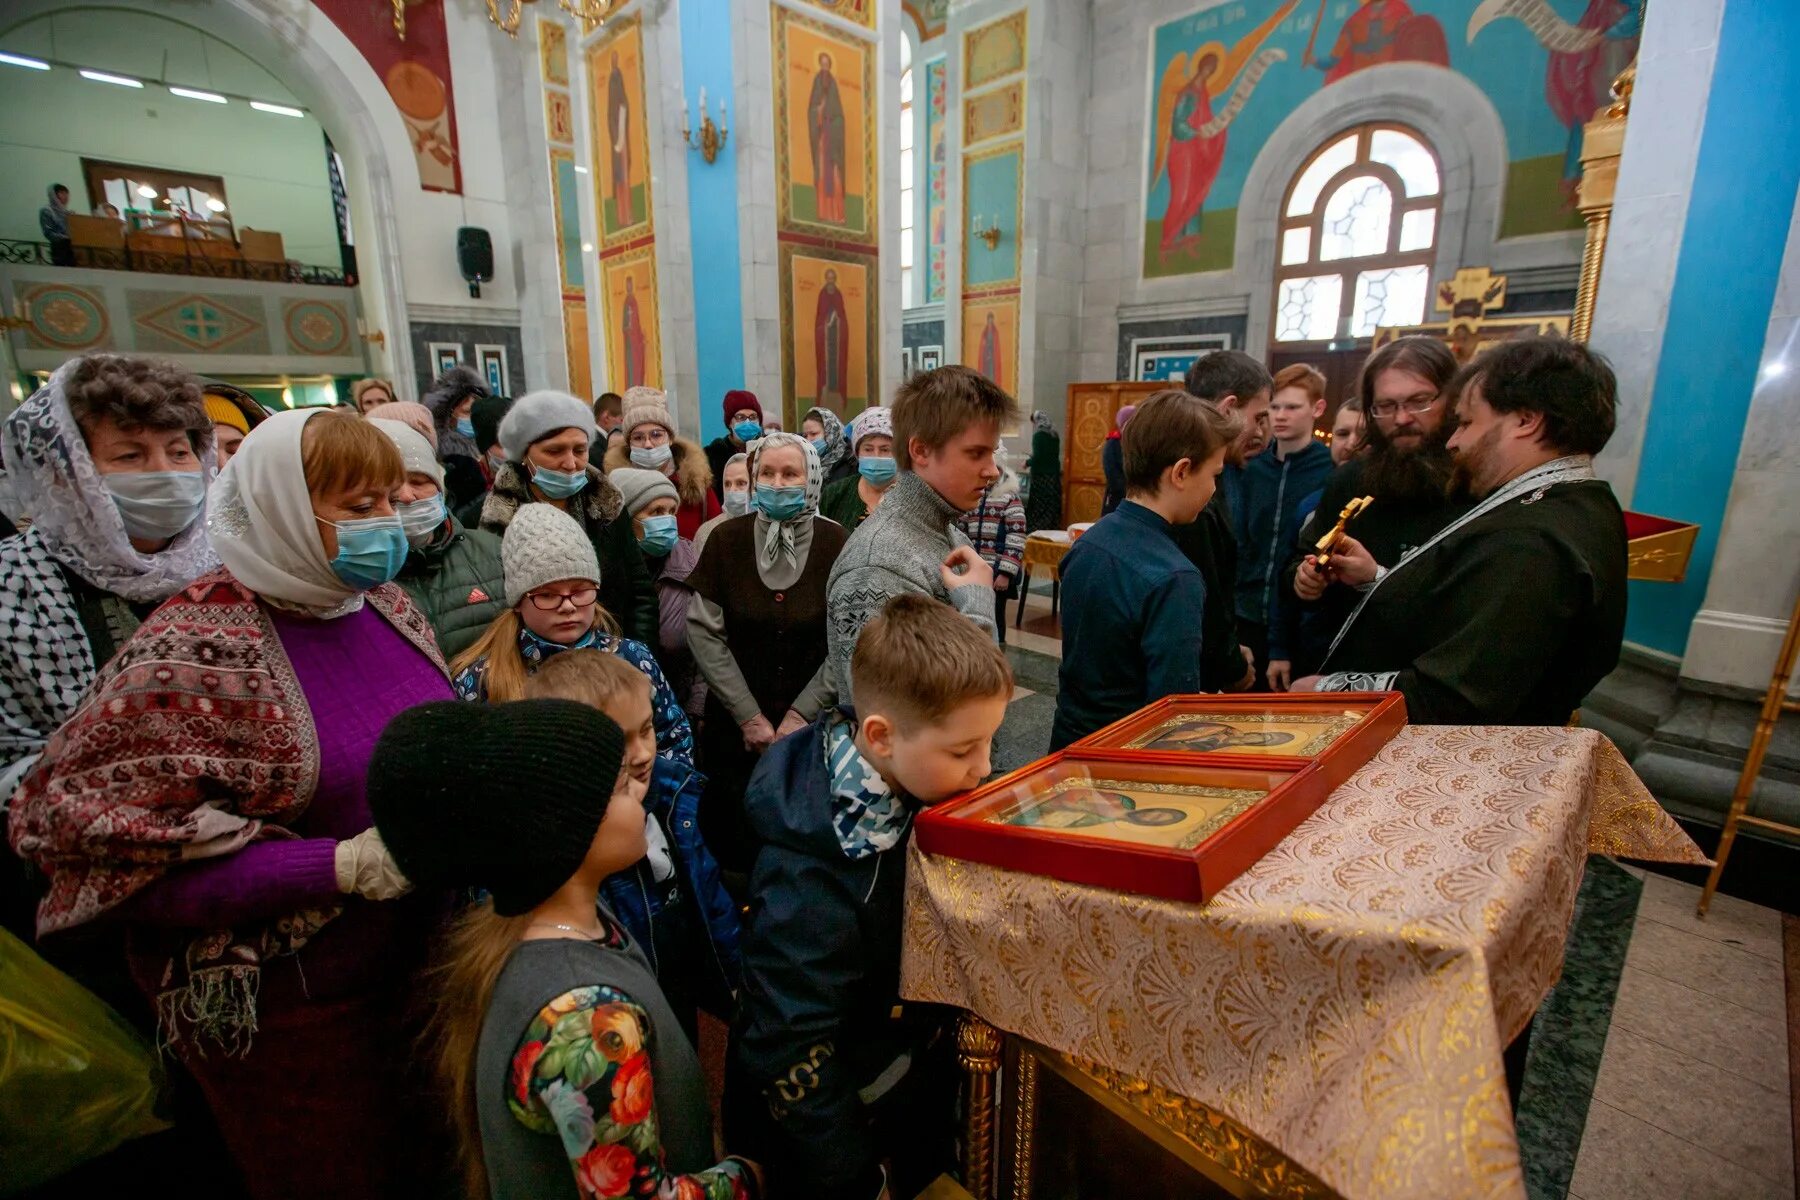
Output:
[454,626,695,767]
[509,975,753,1200]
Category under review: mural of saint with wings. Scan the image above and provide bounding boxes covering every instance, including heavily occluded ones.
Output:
[1150,1,1297,261]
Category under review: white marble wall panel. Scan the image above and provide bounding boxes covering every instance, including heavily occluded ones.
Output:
[1589,0,1726,504]
[733,0,782,404]
[641,2,700,426]
[1686,183,1800,694]
[499,17,566,394]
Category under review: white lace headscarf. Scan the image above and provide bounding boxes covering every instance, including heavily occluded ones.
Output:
[746,431,822,583]
[207,407,365,617]
[0,357,218,603]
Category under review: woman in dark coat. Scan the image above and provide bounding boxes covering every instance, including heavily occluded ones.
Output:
[1022,408,1062,532]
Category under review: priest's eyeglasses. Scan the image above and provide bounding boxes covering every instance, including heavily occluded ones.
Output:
[526,587,598,611]
[1368,393,1441,419]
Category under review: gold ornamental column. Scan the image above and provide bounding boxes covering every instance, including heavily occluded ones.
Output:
[1571,64,1635,343]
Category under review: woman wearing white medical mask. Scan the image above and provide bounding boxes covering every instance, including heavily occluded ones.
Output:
[478,389,658,643]
[818,405,895,533]
[602,386,722,540]
[10,406,453,1196]
[0,354,220,808]
[371,418,507,660]
[693,452,749,554]
[613,467,706,720]
[683,431,846,875]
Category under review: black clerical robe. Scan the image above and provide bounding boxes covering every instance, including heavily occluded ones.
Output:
[1317,459,1627,725]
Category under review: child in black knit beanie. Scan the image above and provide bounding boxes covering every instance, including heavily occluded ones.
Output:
[369,699,760,1200]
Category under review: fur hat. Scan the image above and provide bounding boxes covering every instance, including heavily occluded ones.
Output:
[610,466,679,516]
[368,700,625,916]
[501,502,600,608]
[722,389,762,427]
[499,390,594,462]
[621,386,676,441]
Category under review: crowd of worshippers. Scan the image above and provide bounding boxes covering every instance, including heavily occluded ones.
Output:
[0,333,1624,1200]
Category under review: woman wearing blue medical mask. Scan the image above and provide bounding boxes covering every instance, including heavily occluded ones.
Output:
[603,386,722,540]
[370,418,507,660]
[683,431,846,876]
[801,404,855,486]
[0,354,222,811]
[614,467,705,720]
[819,404,894,533]
[422,365,492,517]
[11,405,452,1195]
[478,389,658,644]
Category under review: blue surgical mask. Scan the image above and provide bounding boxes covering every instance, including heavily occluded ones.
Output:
[722,490,750,518]
[637,513,679,558]
[630,443,674,471]
[397,494,446,546]
[317,514,408,591]
[104,469,206,541]
[732,420,763,443]
[858,456,897,486]
[810,437,829,457]
[752,484,808,522]
[532,464,589,499]
[455,416,475,438]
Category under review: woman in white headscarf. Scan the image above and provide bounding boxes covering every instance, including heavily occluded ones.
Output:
[684,431,847,875]
[0,355,219,812]
[8,406,454,1197]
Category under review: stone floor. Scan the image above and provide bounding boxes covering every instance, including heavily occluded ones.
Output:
[999,581,1798,1200]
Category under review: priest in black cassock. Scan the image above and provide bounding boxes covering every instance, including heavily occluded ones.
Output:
[1291,337,1627,724]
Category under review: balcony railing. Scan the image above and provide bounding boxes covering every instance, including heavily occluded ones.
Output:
[0,238,352,287]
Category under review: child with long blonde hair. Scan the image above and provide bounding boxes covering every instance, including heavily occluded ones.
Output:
[369,699,759,1200]
[451,502,693,764]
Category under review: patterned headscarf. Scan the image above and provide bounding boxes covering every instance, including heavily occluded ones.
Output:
[1032,409,1055,435]
[0,358,219,603]
[850,405,893,453]
[747,431,821,576]
[804,406,848,474]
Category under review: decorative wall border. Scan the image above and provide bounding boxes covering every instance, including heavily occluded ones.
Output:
[963,10,1028,93]
[961,139,1024,293]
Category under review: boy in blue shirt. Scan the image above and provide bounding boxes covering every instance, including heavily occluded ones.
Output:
[1052,389,1242,750]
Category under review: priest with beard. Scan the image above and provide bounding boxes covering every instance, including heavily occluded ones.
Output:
[1290,336,1627,724]
[1280,336,1468,677]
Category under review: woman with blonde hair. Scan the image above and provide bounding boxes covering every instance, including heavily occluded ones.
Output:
[9,406,454,1196]
[350,377,398,414]
[452,502,693,765]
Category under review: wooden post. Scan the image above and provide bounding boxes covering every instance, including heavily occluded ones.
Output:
[957,1013,1005,1200]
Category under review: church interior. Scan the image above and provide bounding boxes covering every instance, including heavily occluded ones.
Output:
[1,1,1797,1198]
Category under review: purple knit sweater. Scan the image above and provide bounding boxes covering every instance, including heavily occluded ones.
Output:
[124,604,452,929]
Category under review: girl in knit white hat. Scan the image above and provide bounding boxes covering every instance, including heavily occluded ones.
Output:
[451,502,695,767]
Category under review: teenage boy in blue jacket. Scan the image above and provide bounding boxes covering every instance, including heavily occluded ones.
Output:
[728,595,1013,1200]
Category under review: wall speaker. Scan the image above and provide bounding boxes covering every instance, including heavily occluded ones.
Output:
[457,226,493,298]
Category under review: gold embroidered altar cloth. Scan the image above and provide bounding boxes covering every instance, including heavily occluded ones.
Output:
[901,726,1705,1200]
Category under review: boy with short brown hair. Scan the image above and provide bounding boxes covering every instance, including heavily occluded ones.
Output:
[1053,389,1242,749]
[729,594,1012,1200]
[825,366,1019,698]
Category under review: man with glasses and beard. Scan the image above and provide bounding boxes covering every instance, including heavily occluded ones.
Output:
[1290,337,1627,724]
[1280,337,1468,678]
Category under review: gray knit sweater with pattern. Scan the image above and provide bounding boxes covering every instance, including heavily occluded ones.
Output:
[825,469,998,697]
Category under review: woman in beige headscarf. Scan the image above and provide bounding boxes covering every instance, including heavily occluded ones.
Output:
[10,407,454,1196]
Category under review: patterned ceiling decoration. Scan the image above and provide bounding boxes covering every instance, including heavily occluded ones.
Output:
[21,284,111,352]
[133,293,261,353]
[283,299,353,356]
[904,0,948,39]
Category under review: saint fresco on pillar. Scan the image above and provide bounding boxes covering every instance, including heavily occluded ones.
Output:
[587,17,651,245]
[775,7,873,241]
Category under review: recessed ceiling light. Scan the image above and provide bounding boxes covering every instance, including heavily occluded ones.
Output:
[250,100,304,118]
[0,52,50,70]
[574,165,589,174]
[206,198,227,213]
[582,242,594,253]
[169,86,226,104]
[80,69,143,88]
[136,185,158,198]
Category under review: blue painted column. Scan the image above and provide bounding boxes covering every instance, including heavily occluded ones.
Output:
[1624,0,1800,656]
[678,0,746,445]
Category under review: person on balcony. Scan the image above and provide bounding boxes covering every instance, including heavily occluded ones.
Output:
[39,184,73,267]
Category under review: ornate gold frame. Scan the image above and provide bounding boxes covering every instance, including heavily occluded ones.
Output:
[961,140,1024,291]
[772,3,879,244]
[777,240,880,426]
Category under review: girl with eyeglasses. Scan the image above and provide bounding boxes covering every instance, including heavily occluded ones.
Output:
[451,502,694,767]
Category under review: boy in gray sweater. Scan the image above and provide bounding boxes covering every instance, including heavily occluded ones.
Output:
[826,366,1018,696]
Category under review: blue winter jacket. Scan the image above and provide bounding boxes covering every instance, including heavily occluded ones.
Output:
[1234,439,1334,635]
[600,754,741,1015]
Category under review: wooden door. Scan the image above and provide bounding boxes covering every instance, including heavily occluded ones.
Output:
[1064,381,1164,526]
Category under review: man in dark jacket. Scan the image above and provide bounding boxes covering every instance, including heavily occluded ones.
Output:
[728,596,1011,1200]
[705,389,765,501]
[1174,350,1270,692]
[1294,337,1627,724]
[1238,366,1335,690]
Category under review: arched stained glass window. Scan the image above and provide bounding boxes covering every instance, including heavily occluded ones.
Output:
[1273,123,1442,344]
